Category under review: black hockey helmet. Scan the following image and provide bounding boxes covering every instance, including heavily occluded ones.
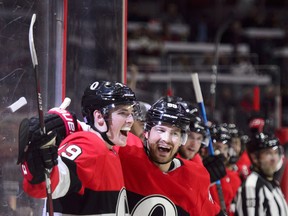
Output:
[189,115,207,138]
[144,96,190,133]
[210,123,231,144]
[179,101,207,136]
[181,101,198,116]
[135,101,151,122]
[226,123,240,138]
[246,132,280,153]
[81,81,137,126]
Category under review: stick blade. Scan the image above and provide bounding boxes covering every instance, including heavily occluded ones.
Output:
[17,118,30,164]
[29,13,38,67]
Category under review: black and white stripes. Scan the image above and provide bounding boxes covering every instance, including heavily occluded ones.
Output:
[235,171,288,216]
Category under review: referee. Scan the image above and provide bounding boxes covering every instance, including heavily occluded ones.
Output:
[234,132,288,216]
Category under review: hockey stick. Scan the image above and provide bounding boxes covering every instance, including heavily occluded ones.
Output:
[59,97,71,109]
[29,13,53,216]
[191,73,226,212]
[29,14,45,135]
[0,97,27,122]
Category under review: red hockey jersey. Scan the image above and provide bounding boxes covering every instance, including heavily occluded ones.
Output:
[119,134,221,216]
[22,131,128,215]
[210,168,241,216]
[235,150,251,181]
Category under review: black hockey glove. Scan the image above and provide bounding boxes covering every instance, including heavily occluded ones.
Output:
[17,109,77,164]
[203,155,226,183]
[17,109,77,184]
[18,117,58,184]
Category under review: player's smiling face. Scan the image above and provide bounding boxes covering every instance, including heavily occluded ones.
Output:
[145,123,182,167]
[107,104,135,147]
[179,131,203,160]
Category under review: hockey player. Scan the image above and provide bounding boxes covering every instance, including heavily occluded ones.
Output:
[234,132,288,216]
[209,123,242,216]
[178,112,206,164]
[19,94,225,215]
[178,103,226,183]
[119,96,226,215]
[18,81,137,215]
[227,123,251,181]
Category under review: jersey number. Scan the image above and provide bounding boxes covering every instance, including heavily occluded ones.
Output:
[60,145,82,160]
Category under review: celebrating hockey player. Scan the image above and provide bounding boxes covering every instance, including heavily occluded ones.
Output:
[119,96,226,215]
[178,102,227,183]
[18,81,137,215]
[18,90,227,215]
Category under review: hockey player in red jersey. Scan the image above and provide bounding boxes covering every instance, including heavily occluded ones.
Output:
[178,103,227,183]
[18,81,137,215]
[227,124,251,181]
[209,123,242,216]
[19,94,226,215]
[178,111,205,164]
[119,96,226,216]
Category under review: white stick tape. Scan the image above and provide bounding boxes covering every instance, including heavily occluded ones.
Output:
[191,73,203,103]
[8,97,27,113]
[59,97,71,109]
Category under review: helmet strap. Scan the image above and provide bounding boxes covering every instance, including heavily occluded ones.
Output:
[100,131,115,146]
[91,124,115,146]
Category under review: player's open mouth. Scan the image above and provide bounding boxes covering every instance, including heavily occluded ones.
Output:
[120,130,128,136]
[158,144,171,153]
[120,127,130,136]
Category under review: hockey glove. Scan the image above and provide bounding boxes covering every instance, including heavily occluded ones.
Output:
[203,155,226,183]
[20,123,58,184]
[17,109,77,164]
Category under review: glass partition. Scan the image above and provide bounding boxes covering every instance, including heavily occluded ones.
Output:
[0,0,126,214]
[66,0,126,118]
[0,1,57,215]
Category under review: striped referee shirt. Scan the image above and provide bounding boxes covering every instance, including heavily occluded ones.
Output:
[235,171,288,216]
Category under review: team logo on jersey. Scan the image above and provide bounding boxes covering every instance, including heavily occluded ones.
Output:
[131,194,178,216]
